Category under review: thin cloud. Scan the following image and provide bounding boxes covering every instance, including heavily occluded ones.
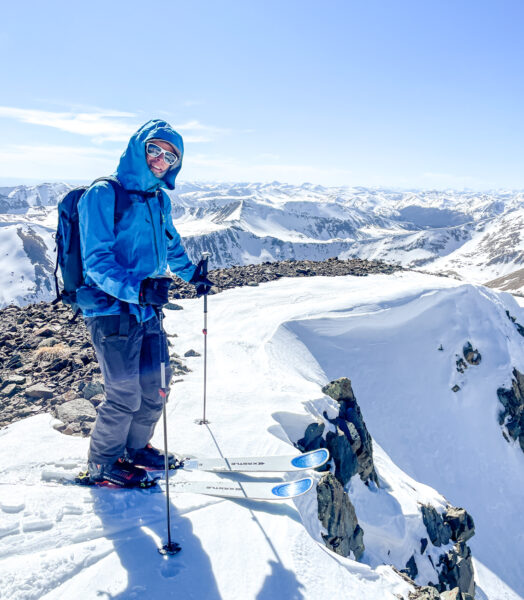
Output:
[0,106,137,142]
[0,106,224,144]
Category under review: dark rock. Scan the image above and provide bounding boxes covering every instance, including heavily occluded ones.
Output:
[401,554,418,580]
[463,342,481,366]
[455,358,467,374]
[323,377,378,485]
[297,422,325,452]
[25,384,54,399]
[452,385,461,393]
[1,383,21,397]
[165,302,183,310]
[497,368,524,452]
[184,349,201,357]
[421,504,452,547]
[444,507,475,543]
[438,542,475,598]
[420,537,429,554]
[326,428,358,485]
[34,326,56,337]
[5,354,22,369]
[317,472,364,560]
[82,380,104,400]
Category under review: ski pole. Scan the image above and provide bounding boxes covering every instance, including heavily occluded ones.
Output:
[156,306,181,556]
[197,251,212,425]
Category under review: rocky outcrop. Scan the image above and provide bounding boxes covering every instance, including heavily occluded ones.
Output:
[497,368,524,452]
[321,377,379,486]
[317,472,364,560]
[462,343,481,366]
[421,504,475,597]
[505,310,524,337]
[438,543,475,598]
[456,342,481,373]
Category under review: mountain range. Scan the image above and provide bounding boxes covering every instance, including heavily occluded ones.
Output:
[1,181,523,308]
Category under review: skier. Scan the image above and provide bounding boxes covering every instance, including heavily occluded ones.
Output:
[76,119,212,487]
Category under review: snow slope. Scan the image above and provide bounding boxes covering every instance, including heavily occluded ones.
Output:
[1,273,523,599]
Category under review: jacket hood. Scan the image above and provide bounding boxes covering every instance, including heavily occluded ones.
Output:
[115,119,184,192]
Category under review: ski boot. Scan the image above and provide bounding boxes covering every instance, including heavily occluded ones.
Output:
[77,458,158,488]
[126,443,181,470]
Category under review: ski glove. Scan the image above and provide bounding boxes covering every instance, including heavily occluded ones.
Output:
[139,277,172,306]
[189,260,214,297]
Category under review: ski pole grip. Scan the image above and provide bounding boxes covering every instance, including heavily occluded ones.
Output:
[201,251,211,277]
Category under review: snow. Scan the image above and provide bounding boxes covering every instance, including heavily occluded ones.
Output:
[1,272,524,599]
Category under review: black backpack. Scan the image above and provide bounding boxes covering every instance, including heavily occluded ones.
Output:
[53,177,132,316]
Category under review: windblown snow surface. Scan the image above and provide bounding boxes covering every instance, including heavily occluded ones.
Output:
[1,272,523,599]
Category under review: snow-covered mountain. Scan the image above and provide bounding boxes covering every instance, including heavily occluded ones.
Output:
[1,272,523,599]
[1,181,524,307]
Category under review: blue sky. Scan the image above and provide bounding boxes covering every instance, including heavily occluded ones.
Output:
[0,0,523,189]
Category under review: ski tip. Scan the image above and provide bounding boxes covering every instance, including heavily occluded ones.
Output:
[291,448,330,470]
[271,477,314,499]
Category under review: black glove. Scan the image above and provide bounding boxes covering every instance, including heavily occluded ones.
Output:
[190,260,214,297]
[139,277,172,306]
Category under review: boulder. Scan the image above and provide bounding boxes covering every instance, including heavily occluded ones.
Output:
[1,383,21,397]
[438,542,475,598]
[463,342,481,366]
[25,384,54,399]
[421,505,451,547]
[297,422,325,452]
[321,377,356,403]
[3,375,26,385]
[34,326,56,337]
[444,507,475,543]
[317,472,364,560]
[82,380,104,400]
[56,399,96,424]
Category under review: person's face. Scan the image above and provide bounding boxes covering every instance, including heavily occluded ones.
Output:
[145,140,178,178]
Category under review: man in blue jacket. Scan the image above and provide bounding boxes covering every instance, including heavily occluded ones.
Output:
[77,119,211,487]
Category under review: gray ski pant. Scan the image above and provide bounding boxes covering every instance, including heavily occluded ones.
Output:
[85,313,172,465]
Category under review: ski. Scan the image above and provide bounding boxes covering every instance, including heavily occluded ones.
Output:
[176,448,329,473]
[38,470,314,500]
[162,477,314,500]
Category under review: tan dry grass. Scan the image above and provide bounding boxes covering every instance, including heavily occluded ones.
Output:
[34,343,70,364]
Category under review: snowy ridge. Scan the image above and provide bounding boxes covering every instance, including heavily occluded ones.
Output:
[1,181,524,308]
[1,272,523,599]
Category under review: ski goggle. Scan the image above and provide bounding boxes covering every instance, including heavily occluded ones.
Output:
[145,142,180,167]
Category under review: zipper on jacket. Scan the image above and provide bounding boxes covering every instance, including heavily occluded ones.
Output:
[145,196,160,268]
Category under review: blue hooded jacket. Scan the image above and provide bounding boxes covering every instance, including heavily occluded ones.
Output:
[77,119,196,321]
